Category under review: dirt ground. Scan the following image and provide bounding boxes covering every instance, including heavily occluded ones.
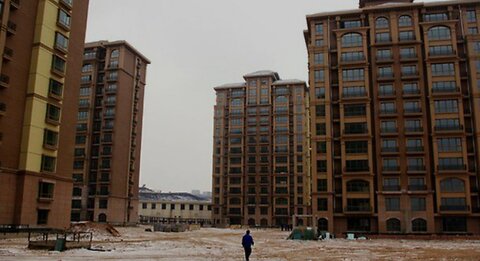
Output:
[1,227,480,260]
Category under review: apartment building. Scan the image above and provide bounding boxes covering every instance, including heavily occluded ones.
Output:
[70,41,150,225]
[211,71,311,227]
[305,0,480,234]
[138,186,212,225]
[0,0,89,229]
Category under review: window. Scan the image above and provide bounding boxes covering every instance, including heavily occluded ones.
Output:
[342,68,364,81]
[383,178,400,191]
[412,218,427,232]
[46,104,61,122]
[386,218,401,232]
[381,121,397,133]
[315,39,324,47]
[317,179,327,192]
[317,160,327,172]
[428,26,451,40]
[38,182,54,199]
[314,70,325,82]
[467,10,477,22]
[315,23,323,34]
[383,158,399,171]
[435,118,460,131]
[343,86,366,97]
[41,155,56,172]
[379,84,394,96]
[438,157,464,170]
[377,49,392,60]
[378,67,393,78]
[400,47,416,59]
[432,81,457,93]
[440,178,465,192]
[344,122,368,134]
[43,129,58,148]
[314,53,324,64]
[429,45,453,56]
[55,32,68,51]
[317,141,327,153]
[406,138,423,151]
[345,141,368,154]
[317,198,328,211]
[344,104,366,116]
[411,197,426,211]
[398,15,412,27]
[382,139,398,152]
[424,13,448,22]
[409,178,426,191]
[438,138,462,152]
[407,158,424,171]
[441,198,467,211]
[385,197,400,211]
[380,102,396,114]
[342,20,361,28]
[315,105,325,117]
[48,79,63,98]
[52,55,66,73]
[403,83,419,94]
[399,31,414,41]
[346,180,369,192]
[468,27,478,35]
[111,49,120,58]
[99,200,108,209]
[376,32,391,43]
[404,101,421,113]
[37,210,49,225]
[341,33,363,47]
[77,111,88,121]
[316,123,326,135]
[376,17,389,28]
[58,9,71,28]
[442,217,467,232]
[345,160,369,172]
[341,52,364,62]
[315,87,325,99]
[401,65,417,76]
[434,99,458,113]
[432,63,455,76]
[405,119,422,132]
[79,87,90,96]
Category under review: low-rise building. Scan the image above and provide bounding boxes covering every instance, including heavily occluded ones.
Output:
[139,186,212,225]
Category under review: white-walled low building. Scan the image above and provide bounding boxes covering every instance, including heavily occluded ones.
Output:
[139,186,212,225]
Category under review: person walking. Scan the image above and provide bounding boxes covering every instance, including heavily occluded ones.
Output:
[242,230,254,261]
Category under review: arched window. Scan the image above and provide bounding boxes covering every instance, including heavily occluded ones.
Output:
[229,198,241,205]
[98,213,107,223]
[398,15,413,27]
[412,218,427,232]
[428,26,451,40]
[376,17,389,29]
[275,96,288,103]
[275,198,288,205]
[386,218,401,232]
[318,218,328,231]
[341,33,363,47]
[346,180,370,192]
[440,178,465,192]
[111,49,120,58]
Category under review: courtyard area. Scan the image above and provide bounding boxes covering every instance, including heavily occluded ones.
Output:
[1,227,480,260]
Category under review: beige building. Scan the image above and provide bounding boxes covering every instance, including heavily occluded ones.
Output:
[139,186,212,225]
[305,0,480,234]
[211,71,311,227]
[0,0,89,229]
[70,41,150,225]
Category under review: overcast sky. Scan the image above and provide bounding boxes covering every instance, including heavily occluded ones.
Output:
[86,0,443,192]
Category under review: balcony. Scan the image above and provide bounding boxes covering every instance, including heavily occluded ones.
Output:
[438,164,466,171]
[344,167,370,173]
[381,127,398,134]
[405,127,423,133]
[383,185,401,191]
[383,166,400,172]
[7,21,17,34]
[434,125,463,132]
[406,146,424,153]
[404,108,422,114]
[0,74,9,88]
[408,185,427,191]
[3,47,13,61]
[403,89,421,96]
[0,102,5,116]
[344,129,368,135]
[381,147,399,153]
[439,205,469,212]
[344,206,372,212]
[380,109,397,116]
[407,165,426,172]
[342,92,367,99]
[432,87,460,95]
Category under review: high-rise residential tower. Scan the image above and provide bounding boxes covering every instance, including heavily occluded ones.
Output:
[211,71,311,227]
[70,41,150,224]
[0,0,89,229]
[305,0,480,234]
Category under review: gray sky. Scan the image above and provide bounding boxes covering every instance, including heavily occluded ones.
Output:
[86,0,442,192]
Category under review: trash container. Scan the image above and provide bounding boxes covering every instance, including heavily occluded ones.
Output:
[54,238,66,252]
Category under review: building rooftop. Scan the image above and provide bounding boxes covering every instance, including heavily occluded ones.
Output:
[272,79,306,86]
[214,82,246,90]
[139,186,211,202]
[85,40,151,64]
[243,70,280,80]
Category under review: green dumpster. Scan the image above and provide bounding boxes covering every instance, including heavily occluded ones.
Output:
[54,238,66,252]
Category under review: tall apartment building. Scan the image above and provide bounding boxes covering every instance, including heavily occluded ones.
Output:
[70,41,150,224]
[211,71,311,227]
[305,0,480,234]
[0,0,89,228]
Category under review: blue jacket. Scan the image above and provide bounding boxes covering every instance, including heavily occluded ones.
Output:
[242,234,254,248]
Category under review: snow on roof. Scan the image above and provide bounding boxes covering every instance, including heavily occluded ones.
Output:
[243,70,280,80]
[139,191,211,203]
[214,82,246,90]
[272,79,306,86]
